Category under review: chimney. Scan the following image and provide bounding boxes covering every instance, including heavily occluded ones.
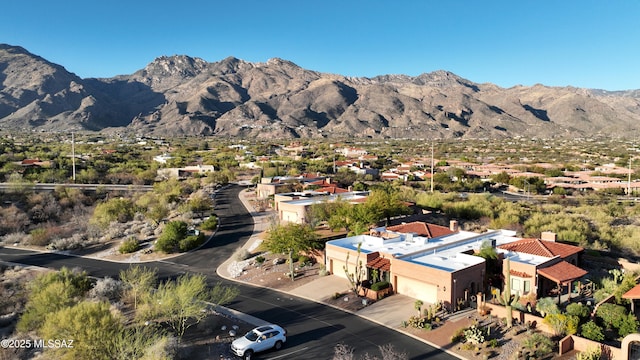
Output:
[450,220,459,232]
[541,231,557,242]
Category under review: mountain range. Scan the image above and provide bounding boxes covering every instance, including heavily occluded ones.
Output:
[1,43,639,139]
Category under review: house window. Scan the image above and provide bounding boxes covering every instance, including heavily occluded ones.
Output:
[511,278,521,294]
[523,280,531,293]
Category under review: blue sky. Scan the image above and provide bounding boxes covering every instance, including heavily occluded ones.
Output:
[2,1,639,90]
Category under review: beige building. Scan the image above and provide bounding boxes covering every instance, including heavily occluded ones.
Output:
[325,222,587,309]
[275,191,369,224]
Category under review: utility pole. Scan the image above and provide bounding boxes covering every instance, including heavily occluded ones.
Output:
[333,153,336,174]
[71,132,76,182]
[430,142,434,193]
[628,158,632,197]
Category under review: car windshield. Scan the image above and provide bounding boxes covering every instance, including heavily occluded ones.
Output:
[244,330,259,342]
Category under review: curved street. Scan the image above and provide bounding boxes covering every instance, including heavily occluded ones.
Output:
[0,184,458,360]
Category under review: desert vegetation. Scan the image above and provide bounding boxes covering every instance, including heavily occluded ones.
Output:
[0,265,239,360]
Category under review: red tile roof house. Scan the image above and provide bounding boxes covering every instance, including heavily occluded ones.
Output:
[497,233,587,306]
[325,223,588,311]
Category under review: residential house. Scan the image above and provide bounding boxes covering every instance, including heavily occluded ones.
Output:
[156,165,215,180]
[276,191,369,224]
[326,221,515,308]
[325,223,588,309]
[497,233,586,303]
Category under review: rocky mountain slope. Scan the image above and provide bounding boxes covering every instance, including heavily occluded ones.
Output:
[1,44,639,139]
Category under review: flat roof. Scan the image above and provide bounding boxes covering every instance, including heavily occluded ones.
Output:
[280,191,369,206]
[327,228,526,273]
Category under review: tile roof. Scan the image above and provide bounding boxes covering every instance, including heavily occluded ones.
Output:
[622,284,640,300]
[367,255,392,272]
[498,238,583,259]
[510,270,533,278]
[537,261,587,283]
[386,221,454,238]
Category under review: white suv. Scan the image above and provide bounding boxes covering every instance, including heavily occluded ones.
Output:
[231,324,287,359]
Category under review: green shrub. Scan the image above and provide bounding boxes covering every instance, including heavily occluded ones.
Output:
[407,315,427,329]
[370,281,390,291]
[618,312,640,337]
[580,320,605,342]
[29,228,50,246]
[155,221,188,253]
[255,256,265,264]
[119,237,140,254]
[596,303,628,330]
[200,216,218,231]
[179,234,205,252]
[451,327,467,343]
[298,255,312,266]
[486,338,499,348]
[521,333,554,358]
[565,303,590,319]
[576,346,602,360]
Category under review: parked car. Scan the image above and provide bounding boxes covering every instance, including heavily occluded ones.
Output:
[230,324,287,359]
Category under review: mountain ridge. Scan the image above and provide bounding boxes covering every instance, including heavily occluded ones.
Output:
[1,44,639,139]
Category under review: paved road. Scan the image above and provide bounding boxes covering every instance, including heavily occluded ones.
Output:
[0,182,152,192]
[0,185,457,360]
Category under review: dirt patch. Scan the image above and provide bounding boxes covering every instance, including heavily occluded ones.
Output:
[234,253,323,292]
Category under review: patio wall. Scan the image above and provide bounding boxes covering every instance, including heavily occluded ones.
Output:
[484,301,628,359]
[558,335,622,359]
[481,301,554,334]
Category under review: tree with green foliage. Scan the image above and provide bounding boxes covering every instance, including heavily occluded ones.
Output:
[613,272,639,305]
[364,187,412,226]
[17,267,91,332]
[544,313,579,336]
[200,215,218,231]
[184,192,213,217]
[136,274,238,341]
[40,300,122,360]
[490,171,511,185]
[110,324,171,360]
[596,303,628,331]
[263,223,320,281]
[618,312,640,337]
[155,220,188,253]
[565,303,590,319]
[91,198,135,229]
[119,266,158,310]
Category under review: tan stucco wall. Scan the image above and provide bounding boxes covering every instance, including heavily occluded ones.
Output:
[278,201,307,224]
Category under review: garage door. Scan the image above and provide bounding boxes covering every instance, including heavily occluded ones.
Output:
[396,276,437,303]
[281,210,299,223]
[329,259,347,279]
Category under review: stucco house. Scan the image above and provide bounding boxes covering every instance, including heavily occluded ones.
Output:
[325,222,588,309]
[275,191,369,224]
[326,221,514,308]
[497,233,586,304]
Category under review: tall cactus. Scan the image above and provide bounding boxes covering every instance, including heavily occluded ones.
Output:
[499,257,519,328]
